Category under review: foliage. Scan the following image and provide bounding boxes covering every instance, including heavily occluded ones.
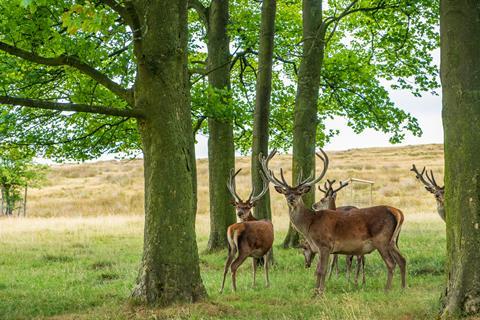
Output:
[0,0,139,161]
[190,0,439,153]
[0,146,47,215]
[0,0,440,160]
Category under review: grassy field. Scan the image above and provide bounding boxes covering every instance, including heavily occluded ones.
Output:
[26,144,444,218]
[0,213,445,320]
[0,144,449,319]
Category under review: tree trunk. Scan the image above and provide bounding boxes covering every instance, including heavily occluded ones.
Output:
[4,185,13,216]
[23,184,27,217]
[1,186,4,215]
[206,0,236,252]
[284,0,326,248]
[440,0,480,317]
[130,0,206,306]
[251,0,276,262]
[251,0,276,222]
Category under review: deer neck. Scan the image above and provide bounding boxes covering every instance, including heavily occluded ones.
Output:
[436,202,446,222]
[242,214,257,222]
[288,198,313,234]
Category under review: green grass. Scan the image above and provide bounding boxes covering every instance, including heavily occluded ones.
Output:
[0,216,446,319]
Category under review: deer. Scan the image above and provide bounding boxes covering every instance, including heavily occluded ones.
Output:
[220,168,274,293]
[259,149,406,295]
[411,164,445,222]
[302,179,366,287]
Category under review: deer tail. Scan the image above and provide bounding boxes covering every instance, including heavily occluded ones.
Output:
[387,206,404,248]
[227,225,241,256]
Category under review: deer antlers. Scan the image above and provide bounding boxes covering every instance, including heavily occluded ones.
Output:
[410,164,443,193]
[227,168,269,204]
[259,148,329,189]
[318,179,349,196]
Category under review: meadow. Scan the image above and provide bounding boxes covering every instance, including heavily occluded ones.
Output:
[0,144,449,319]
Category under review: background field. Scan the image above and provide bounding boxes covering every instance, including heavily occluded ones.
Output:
[27,143,444,218]
[0,144,448,319]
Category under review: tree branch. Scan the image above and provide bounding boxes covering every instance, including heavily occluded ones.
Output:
[188,0,209,26]
[0,41,133,105]
[0,96,144,118]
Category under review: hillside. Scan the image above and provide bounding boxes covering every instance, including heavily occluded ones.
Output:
[27,143,444,218]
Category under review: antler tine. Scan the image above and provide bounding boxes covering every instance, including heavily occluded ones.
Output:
[426,169,441,189]
[300,148,330,187]
[250,171,270,203]
[318,183,328,194]
[258,150,289,188]
[411,164,436,190]
[332,180,349,194]
[280,168,289,186]
[227,168,243,202]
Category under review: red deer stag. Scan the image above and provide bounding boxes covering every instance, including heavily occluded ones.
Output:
[303,179,366,287]
[411,164,445,222]
[220,169,274,293]
[259,149,406,295]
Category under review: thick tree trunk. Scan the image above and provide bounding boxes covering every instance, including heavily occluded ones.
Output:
[440,0,480,317]
[251,0,276,222]
[206,0,236,252]
[251,0,276,262]
[130,0,206,305]
[284,0,326,248]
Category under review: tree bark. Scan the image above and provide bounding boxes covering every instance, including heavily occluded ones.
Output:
[130,0,206,305]
[1,186,4,215]
[440,0,480,317]
[251,0,276,222]
[23,185,27,217]
[284,0,326,248]
[206,0,236,252]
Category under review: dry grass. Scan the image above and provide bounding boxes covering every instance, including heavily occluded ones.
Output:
[26,143,444,218]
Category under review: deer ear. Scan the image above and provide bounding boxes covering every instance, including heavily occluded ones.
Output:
[274,186,286,194]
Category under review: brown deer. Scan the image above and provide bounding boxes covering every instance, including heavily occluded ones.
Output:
[304,179,366,287]
[259,149,406,295]
[411,164,445,222]
[220,168,274,293]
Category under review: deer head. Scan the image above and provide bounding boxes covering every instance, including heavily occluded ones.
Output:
[312,179,349,211]
[226,168,269,220]
[259,149,329,208]
[411,164,445,208]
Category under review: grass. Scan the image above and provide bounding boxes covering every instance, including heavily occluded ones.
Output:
[0,143,451,319]
[0,213,446,319]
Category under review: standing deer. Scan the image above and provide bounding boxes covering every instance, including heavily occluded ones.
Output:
[411,164,445,221]
[220,168,274,293]
[304,179,366,287]
[259,149,406,295]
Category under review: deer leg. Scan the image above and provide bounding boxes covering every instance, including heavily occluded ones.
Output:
[328,254,338,279]
[361,255,366,287]
[252,258,257,287]
[346,255,353,282]
[390,246,407,289]
[230,252,249,292]
[378,247,396,291]
[315,249,330,296]
[264,251,270,287]
[220,245,236,293]
[354,256,361,287]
